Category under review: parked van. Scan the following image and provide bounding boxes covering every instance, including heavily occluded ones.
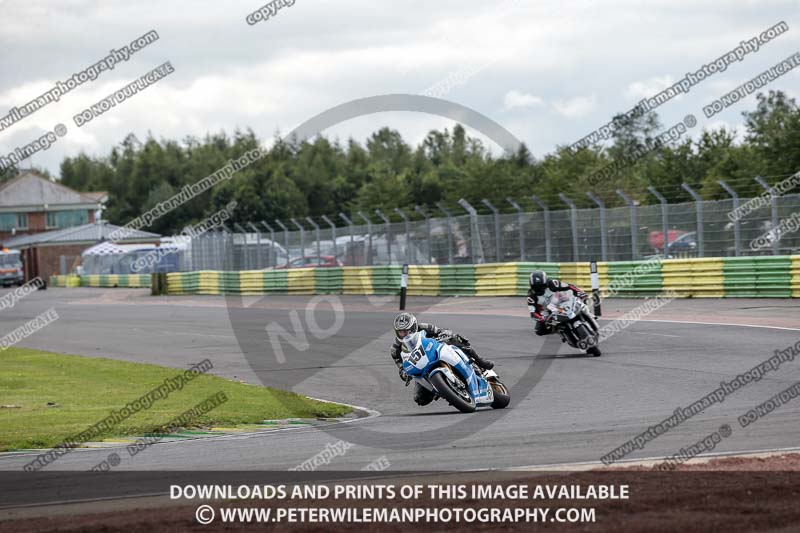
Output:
[0,249,24,286]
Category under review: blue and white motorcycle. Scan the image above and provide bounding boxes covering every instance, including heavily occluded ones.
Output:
[401,331,510,413]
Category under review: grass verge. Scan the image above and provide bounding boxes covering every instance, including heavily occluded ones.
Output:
[0,347,351,451]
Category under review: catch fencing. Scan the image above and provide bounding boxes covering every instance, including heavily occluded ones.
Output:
[178,192,800,271]
[71,186,800,275]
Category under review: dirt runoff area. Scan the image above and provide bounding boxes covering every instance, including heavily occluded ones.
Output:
[3,454,800,533]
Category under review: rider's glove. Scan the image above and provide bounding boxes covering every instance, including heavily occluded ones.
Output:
[576,290,588,301]
[436,329,454,342]
[532,311,545,322]
[398,368,412,384]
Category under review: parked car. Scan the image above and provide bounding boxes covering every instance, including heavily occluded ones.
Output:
[276,255,343,269]
[0,249,24,286]
[666,232,697,256]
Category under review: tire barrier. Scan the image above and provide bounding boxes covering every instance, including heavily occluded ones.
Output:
[51,256,800,297]
[158,256,800,298]
[50,274,150,288]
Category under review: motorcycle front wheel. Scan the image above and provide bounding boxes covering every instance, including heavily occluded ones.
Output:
[430,371,476,413]
[488,379,511,409]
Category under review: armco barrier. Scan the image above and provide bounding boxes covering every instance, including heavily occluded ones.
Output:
[59,257,800,298]
[50,275,80,287]
[50,274,150,288]
[792,256,800,298]
[158,257,791,298]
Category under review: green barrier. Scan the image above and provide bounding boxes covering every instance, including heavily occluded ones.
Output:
[372,265,402,295]
[60,274,152,288]
[315,267,343,294]
[605,260,663,297]
[159,256,800,298]
[441,265,475,296]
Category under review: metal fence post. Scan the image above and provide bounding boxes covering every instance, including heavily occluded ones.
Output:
[681,183,704,257]
[414,205,432,264]
[394,208,412,263]
[530,195,551,262]
[247,222,263,268]
[559,193,579,261]
[339,212,355,265]
[321,214,337,263]
[755,176,779,255]
[275,219,290,261]
[647,186,670,257]
[234,222,249,270]
[306,217,321,261]
[586,192,607,262]
[616,190,639,260]
[718,180,741,257]
[457,198,479,263]
[260,221,276,266]
[375,209,392,263]
[482,199,502,262]
[436,202,454,265]
[221,225,234,270]
[506,197,525,262]
[357,211,373,266]
[290,218,306,261]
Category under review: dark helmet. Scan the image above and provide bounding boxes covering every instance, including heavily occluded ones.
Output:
[529,270,548,295]
[393,312,418,340]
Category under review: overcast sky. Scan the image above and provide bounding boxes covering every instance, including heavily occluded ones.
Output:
[0,0,798,176]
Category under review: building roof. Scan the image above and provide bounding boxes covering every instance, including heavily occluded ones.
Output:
[81,191,110,203]
[3,222,160,248]
[0,171,107,210]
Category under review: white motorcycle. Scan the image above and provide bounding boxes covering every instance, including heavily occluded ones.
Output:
[544,291,601,357]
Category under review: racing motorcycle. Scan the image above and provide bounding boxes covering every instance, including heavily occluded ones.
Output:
[401,331,510,413]
[544,291,602,357]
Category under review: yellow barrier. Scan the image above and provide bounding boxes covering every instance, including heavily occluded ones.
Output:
[408,265,440,296]
[475,263,518,296]
[342,267,373,295]
[287,268,315,294]
[662,258,724,297]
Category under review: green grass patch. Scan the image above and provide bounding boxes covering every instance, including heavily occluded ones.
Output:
[0,348,351,452]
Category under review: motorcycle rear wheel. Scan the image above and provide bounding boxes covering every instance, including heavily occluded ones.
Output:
[430,371,476,413]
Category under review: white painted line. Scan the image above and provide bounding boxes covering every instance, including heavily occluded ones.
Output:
[629,331,681,338]
[503,445,800,472]
[598,317,800,332]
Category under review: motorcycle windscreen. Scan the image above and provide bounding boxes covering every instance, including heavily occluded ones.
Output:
[402,332,431,375]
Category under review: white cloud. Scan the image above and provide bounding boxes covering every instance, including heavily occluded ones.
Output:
[700,120,745,142]
[627,75,674,99]
[552,95,596,118]
[504,90,543,110]
[0,0,797,174]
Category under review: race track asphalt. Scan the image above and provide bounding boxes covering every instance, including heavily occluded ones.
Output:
[0,288,799,474]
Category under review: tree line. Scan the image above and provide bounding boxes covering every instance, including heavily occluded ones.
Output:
[6,90,798,236]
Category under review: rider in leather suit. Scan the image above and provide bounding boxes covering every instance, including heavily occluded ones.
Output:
[526,270,589,335]
[390,312,494,406]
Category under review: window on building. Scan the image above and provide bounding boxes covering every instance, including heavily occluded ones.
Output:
[17,213,28,229]
[46,210,89,229]
[0,213,16,231]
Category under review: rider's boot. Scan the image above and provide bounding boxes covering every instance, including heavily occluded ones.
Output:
[464,346,494,370]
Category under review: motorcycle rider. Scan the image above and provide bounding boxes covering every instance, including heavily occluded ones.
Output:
[390,312,494,406]
[526,270,589,336]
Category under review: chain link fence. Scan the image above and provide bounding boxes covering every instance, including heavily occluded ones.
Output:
[76,192,800,274]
